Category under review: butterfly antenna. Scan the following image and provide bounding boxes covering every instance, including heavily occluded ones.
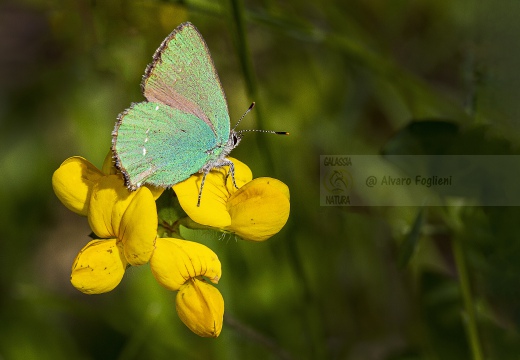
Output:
[233,102,290,136]
[236,129,289,135]
[232,102,256,131]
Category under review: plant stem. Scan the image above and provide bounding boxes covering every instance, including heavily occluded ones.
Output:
[452,238,484,360]
[228,0,275,171]
[224,313,294,360]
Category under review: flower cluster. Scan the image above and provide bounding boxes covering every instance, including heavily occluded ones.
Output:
[52,152,290,337]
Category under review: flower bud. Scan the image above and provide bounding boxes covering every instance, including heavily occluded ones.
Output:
[176,278,224,337]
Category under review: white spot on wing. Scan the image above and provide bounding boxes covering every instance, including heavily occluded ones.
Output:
[142,147,147,156]
[155,105,159,111]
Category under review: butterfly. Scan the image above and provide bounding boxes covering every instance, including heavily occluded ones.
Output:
[112,22,285,206]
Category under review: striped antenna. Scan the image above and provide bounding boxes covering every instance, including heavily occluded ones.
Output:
[232,102,256,131]
[237,129,289,135]
[233,102,289,135]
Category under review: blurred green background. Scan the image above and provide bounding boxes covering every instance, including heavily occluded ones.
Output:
[2,0,520,359]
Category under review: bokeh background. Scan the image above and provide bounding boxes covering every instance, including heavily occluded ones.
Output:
[2,0,520,359]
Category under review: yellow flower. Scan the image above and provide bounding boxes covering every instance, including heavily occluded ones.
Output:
[176,278,224,338]
[52,152,163,216]
[71,239,127,294]
[52,156,104,216]
[173,158,290,241]
[52,152,162,294]
[71,175,158,294]
[149,237,224,337]
[149,238,221,290]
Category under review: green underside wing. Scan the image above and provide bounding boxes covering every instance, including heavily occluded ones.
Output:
[112,22,234,190]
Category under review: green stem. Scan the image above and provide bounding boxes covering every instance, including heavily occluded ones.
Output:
[452,238,484,360]
[224,313,294,360]
[228,0,275,171]
[228,0,257,100]
[158,216,214,238]
[176,216,214,231]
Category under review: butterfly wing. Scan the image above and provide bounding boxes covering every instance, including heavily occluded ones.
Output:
[112,101,216,189]
[142,22,230,145]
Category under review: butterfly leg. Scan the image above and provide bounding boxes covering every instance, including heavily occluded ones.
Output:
[222,159,238,189]
[197,172,208,207]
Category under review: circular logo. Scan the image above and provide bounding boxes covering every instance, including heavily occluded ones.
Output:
[323,169,352,194]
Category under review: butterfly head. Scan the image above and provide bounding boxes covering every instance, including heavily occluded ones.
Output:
[231,130,242,148]
[223,129,242,155]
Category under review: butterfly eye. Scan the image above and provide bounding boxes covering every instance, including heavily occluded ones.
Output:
[232,134,239,145]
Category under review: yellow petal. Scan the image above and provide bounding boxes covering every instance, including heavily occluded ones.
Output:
[145,184,165,200]
[150,238,221,291]
[70,239,127,294]
[174,173,231,228]
[176,278,224,338]
[173,157,252,228]
[88,174,135,239]
[226,177,290,241]
[102,150,117,175]
[120,187,157,266]
[52,157,103,216]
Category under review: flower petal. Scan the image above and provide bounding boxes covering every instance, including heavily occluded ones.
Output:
[102,150,118,175]
[52,157,103,216]
[150,238,221,291]
[70,239,127,294]
[174,173,231,228]
[120,187,157,266]
[173,157,252,228]
[226,177,290,241]
[176,278,224,338]
[88,174,135,239]
[145,184,165,200]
